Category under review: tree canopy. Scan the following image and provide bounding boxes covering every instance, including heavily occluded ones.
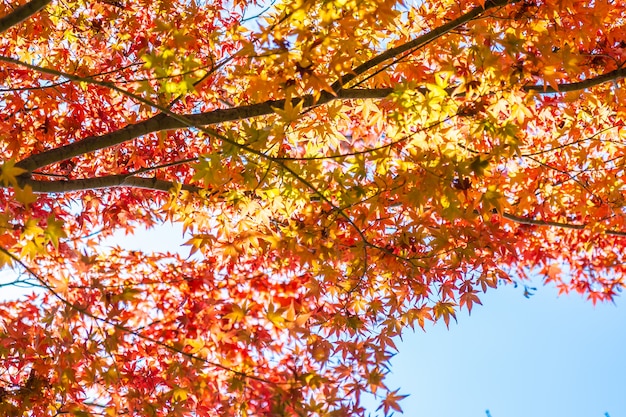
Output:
[1,0,625,415]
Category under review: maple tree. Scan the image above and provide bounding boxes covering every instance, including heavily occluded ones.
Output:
[1,0,626,414]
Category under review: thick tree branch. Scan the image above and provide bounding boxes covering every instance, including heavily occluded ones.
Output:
[13,175,626,238]
[15,63,626,175]
[14,88,392,172]
[502,212,626,237]
[523,67,626,93]
[330,0,520,91]
[0,0,52,33]
[20,175,200,193]
[16,113,173,172]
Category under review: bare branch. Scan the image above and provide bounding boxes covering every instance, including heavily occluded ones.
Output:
[0,0,52,33]
[502,212,626,237]
[20,175,201,194]
[523,67,626,93]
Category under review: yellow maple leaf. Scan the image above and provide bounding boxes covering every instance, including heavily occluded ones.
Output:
[272,92,304,125]
[172,387,188,401]
[0,159,27,187]
[14,184,37,208]
[184,338,205,354]
[43,215,66,249]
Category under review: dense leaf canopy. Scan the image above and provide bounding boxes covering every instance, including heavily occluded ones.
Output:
[1,0,626,415]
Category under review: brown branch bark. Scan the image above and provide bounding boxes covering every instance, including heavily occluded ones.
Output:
[16,63,626,175]
[523,67,626,93]
[14,175,626,238]
[502,212,626,237]
[0,0,52,33]
[20,175,200,193]
[14,88,391,173]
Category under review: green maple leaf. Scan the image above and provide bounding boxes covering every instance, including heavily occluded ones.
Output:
[45,215,67,249]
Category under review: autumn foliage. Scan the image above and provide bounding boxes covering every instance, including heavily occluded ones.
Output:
[1,0,626,414]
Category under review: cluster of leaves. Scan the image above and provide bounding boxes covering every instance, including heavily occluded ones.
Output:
[1,0,626,415]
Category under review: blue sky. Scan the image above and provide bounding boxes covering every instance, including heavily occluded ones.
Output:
[362,278,626,417]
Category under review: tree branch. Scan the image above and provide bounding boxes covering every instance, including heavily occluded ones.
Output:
[14,88,392,172]
[16,62,626,175]
[0,0,52,33]
[0,55,375,254]
[502,212,626,237]
[14,173,626,237]
[20,175,201,194]
[15,113,173,172]
[329,0,520,91]
[523,67,626,93]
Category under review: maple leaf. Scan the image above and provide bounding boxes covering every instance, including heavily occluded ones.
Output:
[271,92,304,125]
[460,291,483,314]
[266,303,286,326]
[171,387,189,402]
[542,263,562,284]
[0,159,26,187]
[433,301,457,328]
[13,184,37,207]
[377,389,409,415]
[44,215,67,249]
